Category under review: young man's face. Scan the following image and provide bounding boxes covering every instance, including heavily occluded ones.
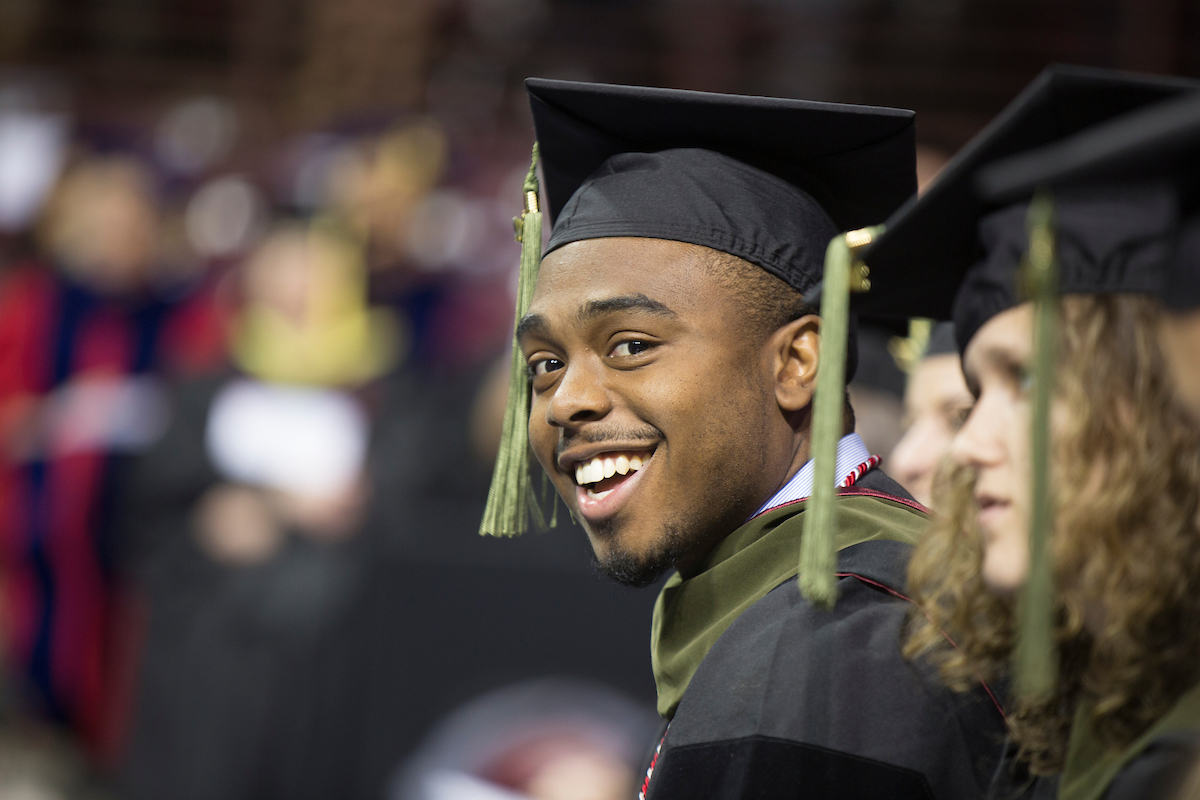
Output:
[518,237,798,585]
[951,304,1035,592]
[890,353,973,509]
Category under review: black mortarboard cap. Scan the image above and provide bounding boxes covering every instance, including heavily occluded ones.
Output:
[952,182,1176,350]
[862,64,1200,325]
[527,78,917,300]
[977,91,1200,312]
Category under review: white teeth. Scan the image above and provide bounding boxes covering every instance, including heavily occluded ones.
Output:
[573,452,648,486]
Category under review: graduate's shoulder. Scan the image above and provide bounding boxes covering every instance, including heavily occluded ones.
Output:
[660,534,1007,798]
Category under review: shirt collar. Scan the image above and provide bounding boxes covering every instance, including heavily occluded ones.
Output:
[749,432,873,518]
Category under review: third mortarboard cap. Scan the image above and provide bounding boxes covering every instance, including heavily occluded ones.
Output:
[527,78,916,299]
[976,91,1200,311]
[861,64,1200,324]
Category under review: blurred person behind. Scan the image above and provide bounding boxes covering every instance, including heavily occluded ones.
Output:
[116,218,403,800]
[0,149,224,760]
[888,322,972,509]
[315,118,516,375]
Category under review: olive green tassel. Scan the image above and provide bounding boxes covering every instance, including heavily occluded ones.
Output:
[1014,191,1059,700]
[480,143,549,537]
[800,226,879,608]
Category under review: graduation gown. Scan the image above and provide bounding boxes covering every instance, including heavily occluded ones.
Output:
[1056,681,1200,800]
[641,469,1015,800]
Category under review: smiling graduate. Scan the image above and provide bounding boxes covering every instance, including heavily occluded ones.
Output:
[480,77,1019,799]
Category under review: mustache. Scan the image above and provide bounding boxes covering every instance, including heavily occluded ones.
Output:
[555,425,661,458]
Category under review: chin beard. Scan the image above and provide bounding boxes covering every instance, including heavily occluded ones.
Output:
[591,524,687,587]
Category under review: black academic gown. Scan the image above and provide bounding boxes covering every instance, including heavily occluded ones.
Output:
[1055,681,1200,800]
[642,470,1019,800]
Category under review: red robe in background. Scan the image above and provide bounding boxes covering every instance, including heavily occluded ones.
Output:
[0,262,224,758]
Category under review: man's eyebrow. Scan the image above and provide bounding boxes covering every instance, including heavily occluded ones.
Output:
[515,294,677,344]
[577,294,677,323]
[515,313,548,343]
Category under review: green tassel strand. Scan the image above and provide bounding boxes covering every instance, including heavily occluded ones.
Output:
[480,144,548,537]
[1014,191,1059,700]
[800,226,880,608]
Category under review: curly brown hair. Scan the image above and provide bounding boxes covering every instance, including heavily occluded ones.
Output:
[903,294,1200,775]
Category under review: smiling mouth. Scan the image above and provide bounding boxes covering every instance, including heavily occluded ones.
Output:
[574,450,652,499]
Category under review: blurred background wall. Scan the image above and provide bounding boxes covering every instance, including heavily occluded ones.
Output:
[1,0,1196,154]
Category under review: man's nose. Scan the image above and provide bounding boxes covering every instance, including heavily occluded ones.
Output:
[545,358,613,427]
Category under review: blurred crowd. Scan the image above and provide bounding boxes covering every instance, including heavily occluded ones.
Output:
[0,74,660,800]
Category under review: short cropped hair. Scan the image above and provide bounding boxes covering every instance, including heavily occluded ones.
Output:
[699,248,817,340]
[699,247,855,432]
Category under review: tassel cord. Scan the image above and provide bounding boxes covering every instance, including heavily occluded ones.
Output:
[1014,191,1059,701]
[480,144,546,537]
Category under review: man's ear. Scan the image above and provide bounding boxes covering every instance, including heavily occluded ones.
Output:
[772,314,821,412]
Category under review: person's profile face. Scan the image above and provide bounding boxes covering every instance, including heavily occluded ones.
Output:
[518,237,792,585]
[951,304,1036,592]
[890,353,973,509]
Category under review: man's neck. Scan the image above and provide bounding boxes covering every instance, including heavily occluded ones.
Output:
[673,432,872,580]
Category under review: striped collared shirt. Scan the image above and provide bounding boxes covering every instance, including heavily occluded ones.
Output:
[749,432,879,518]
